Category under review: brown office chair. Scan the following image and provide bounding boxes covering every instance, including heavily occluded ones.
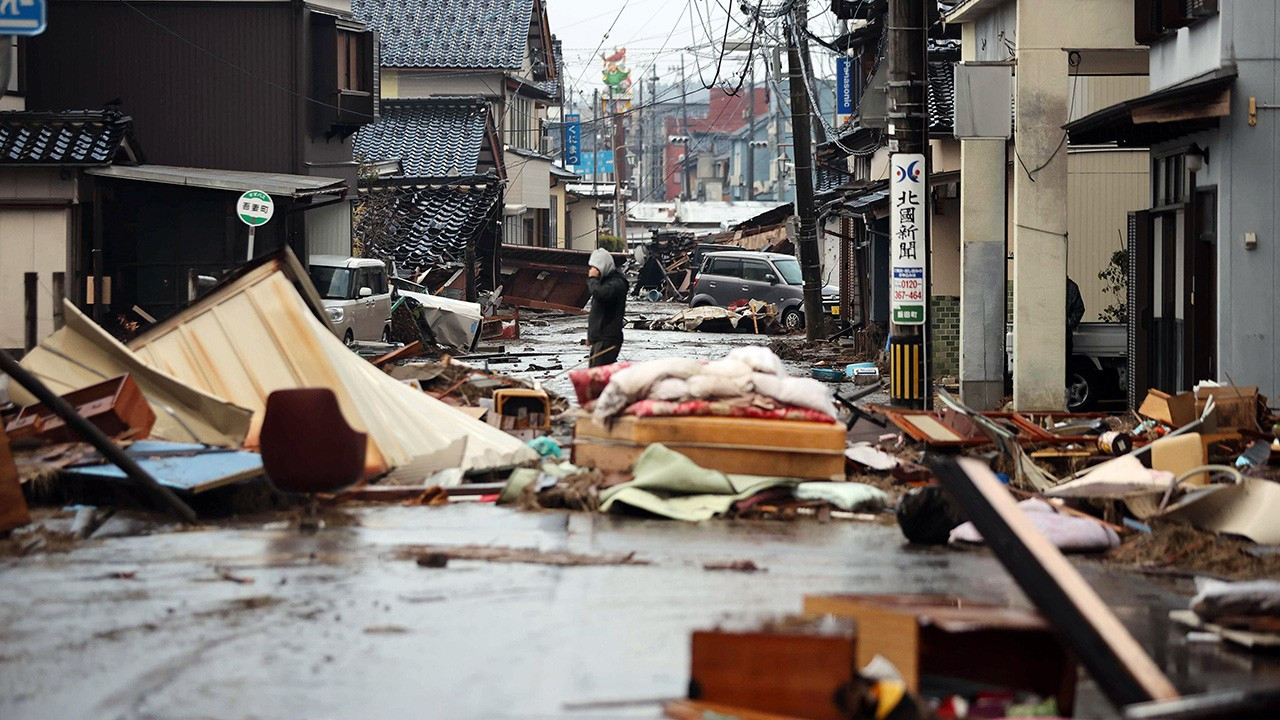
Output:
[260,388,367,529]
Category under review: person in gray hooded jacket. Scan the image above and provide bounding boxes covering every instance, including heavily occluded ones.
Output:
[586,248,628,367]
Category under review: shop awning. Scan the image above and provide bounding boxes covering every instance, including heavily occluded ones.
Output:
[1065,67,1236,147]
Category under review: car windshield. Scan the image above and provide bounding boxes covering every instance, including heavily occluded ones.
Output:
[773,258,804,285]
[308,266,354,300]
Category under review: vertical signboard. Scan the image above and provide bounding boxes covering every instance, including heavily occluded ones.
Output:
[835,56,853,126]
[564,113,581,167]
[890,153,926,324]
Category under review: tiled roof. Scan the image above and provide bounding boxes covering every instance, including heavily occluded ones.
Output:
[0,110,136,165]
[353,0,534,70]
[354,98,490,178]
[355,183,502,271]
[817,165,856,195]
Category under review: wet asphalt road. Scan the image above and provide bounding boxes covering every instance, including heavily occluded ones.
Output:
[2,504,1277,719]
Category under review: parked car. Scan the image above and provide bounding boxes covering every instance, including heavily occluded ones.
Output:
[687,250,839,331]
[308,255,392,345]
[1005,322,1126,410]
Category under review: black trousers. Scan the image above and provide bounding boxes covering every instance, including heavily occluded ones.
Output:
[589,340,622,367]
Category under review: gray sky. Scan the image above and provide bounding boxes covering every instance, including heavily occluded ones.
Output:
[546,0,840,111]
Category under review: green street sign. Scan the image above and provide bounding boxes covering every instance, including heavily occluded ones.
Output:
[237,190,274,227]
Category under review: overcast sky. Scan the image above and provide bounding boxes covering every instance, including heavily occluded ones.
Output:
[546,0,839,111]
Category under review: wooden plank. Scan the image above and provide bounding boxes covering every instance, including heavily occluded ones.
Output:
[664,700,814,720]
[929,456,1180,706]
[372,340,423,368]
[0,429,31,532]
[574,415,846,480]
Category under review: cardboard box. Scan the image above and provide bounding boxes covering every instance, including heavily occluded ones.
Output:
[690,620,858,720]
[573,415,846,480]
[1195,386,1259,432]
[1138,389,1198,427]
[802,594,1077,716]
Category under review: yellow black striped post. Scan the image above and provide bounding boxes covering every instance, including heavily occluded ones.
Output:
[889,335,925,407]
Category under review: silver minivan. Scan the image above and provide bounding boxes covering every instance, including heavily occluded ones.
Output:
[308,255,393,344]
[688,250,838,331]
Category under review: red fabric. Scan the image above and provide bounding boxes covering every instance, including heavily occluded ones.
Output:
[569,362,632,406]
[626,396,838,424]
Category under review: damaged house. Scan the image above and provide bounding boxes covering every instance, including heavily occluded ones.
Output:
[353,96,506,299]
[353,0,562,252]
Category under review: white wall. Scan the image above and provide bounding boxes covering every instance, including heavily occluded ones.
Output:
[306,200,353,258]
[0,208,71,348]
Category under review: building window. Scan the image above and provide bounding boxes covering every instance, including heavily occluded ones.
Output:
[337,30,366,92]
[1153,153,1186,208]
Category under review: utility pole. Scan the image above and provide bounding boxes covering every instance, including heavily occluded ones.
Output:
[887,0,930,408]
[786,1,823,342]
[592,87,600,247]
[679,55,690,200]
[649,69,659,199]
[746,53,756,201]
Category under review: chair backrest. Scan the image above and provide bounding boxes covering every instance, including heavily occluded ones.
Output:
[260,388,367,494]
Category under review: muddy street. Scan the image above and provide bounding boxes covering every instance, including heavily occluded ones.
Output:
[1,504,1275,719]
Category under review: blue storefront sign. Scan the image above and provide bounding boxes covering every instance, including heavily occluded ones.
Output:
[564,113,581,167]
[0,0,46,36]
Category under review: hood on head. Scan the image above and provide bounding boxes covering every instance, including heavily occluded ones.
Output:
[589,248,616,276]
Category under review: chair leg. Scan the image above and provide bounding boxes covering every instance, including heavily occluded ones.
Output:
[299,495,320,533]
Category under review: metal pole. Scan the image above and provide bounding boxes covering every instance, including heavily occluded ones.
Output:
[246,226,256,262]
[747,55,756,201]
[786,3,824,342]
[680,56,690,200]
[887,0,931,408]
[0,349,198,523]
[24,272,37,352]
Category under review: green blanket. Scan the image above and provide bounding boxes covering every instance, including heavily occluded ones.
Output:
[598,444,796,521]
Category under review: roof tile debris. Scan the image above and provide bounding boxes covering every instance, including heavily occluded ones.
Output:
[353,0,534,70]
[355,184,501,272]
[354,98,489,178]
[0,109,135,165]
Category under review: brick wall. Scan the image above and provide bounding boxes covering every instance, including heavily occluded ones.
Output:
[931,295,960,379]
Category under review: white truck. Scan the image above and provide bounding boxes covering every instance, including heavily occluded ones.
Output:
[1006,322,1126,410]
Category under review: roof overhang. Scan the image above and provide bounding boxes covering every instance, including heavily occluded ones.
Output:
[87,164,347,198]
[944,0,1010,24]
[1065,67,1236,147]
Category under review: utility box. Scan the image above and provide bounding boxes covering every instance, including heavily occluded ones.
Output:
[953,63,1014,140]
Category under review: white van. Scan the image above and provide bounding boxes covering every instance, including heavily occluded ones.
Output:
[308,255,392,344]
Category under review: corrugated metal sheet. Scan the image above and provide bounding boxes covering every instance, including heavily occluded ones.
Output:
[1067,150,1149,322]
[28,2,298,173]
[13,302,253,447]
[127,253,537,479]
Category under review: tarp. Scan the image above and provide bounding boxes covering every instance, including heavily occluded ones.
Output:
[396,289,481,352]
[126,251,537,480]
[9,302,253,447]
